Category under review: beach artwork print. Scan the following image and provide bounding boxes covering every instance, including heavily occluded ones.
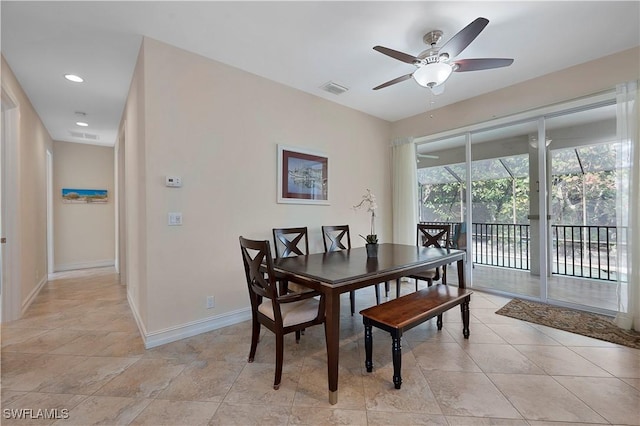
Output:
[62,188,108,203]
[277,145,329,205]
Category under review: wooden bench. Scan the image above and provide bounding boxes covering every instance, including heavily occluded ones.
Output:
[360,284,472,389]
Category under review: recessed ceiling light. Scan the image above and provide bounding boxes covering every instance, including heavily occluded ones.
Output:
[76,121,89,127]
[64,74,84,83]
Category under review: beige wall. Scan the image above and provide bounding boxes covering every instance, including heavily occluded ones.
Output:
[125,38,391,334]
[120,41,148,327]
[52,141,115,271]
[1,56,53,317]
[391,47,640,139]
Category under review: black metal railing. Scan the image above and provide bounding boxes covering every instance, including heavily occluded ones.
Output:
[551,225,623,281]
[472,223,530,270]
[421,221,623,281]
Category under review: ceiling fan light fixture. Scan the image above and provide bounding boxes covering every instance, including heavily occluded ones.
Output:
[413,63,452,89]
[64,74,84,83]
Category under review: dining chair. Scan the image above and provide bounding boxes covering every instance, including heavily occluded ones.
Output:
[408,224,451,289]
[321,225,381,315]
[452,222,467,251]
[239,236,326,390]
[272,227,312,294]
[273,226,309,258]
[452,222,473,269]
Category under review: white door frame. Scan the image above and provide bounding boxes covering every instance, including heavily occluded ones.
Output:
[47,149,54,275]
[1,85,22,322]
[115,123,126,284]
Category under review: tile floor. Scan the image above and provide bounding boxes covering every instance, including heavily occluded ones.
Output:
[1,267,639,425]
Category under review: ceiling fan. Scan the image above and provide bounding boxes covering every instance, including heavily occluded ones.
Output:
[372,17,513,93]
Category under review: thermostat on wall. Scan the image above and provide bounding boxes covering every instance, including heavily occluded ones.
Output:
[165,176,182,187]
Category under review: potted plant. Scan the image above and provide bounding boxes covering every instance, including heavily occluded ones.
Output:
[354,189,379,257]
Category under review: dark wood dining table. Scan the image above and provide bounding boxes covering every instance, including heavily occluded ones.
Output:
[272,242,466,404]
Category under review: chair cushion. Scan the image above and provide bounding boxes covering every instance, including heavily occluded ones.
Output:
[287,282,313,293]
[411,268,438,279]
[258,298,320,327]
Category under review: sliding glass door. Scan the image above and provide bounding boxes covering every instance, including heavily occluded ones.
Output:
[415,90,634,316]
[468,120,538,297]
[416,134,468,285]
[545,102,628,312]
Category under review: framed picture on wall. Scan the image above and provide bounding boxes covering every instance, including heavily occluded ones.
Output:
[62,188,108,203]
[277,145,329,205]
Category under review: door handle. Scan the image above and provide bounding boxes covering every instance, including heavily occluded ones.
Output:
[1,237,6,244]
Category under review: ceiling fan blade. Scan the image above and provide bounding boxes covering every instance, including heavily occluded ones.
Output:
[373,46,420,65]
[453,58,514,72]
[372,73,413,90]
[439,17,489,59]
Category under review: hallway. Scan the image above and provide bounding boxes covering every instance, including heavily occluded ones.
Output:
[1,268,639,425]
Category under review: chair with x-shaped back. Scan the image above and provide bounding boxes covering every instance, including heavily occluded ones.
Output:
[408,224,451,289]
[272,227,311,294]
[239,236,325,390]
[322,225,381,315]
[273,227,309,258]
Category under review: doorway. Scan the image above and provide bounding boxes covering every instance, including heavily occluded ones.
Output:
[1,86,20,322]
[47,149,54,275]
[116,125,126,285]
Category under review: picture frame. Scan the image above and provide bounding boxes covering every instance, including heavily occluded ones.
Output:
[62,188,108,203]
[277,144,329,205]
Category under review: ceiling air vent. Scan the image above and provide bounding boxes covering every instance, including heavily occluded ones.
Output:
[320,81,349,95]
[69,131,99,141]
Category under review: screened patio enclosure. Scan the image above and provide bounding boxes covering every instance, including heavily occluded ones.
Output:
[415,97,631,315]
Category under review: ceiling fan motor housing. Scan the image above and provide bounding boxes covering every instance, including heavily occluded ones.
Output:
[423,30,443,46]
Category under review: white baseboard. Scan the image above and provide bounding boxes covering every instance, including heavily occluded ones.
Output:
[55,259,115,272]
[127,292,148,340]
[21,275,48,316]
[126,292,252,349]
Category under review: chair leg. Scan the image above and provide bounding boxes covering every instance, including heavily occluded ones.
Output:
[248,317,260,362]
[295,330,301,343]
[350,290,355,316]
[415,278,419,291]
[384,281,390,297]
[374,284,380,305]
[274,331,284,390]
[396,278,401,298]
[278,280,289,296]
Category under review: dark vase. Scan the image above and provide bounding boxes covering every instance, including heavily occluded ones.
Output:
[366,243,378,258]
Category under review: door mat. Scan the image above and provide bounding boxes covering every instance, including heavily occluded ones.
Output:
[495,298,640,349]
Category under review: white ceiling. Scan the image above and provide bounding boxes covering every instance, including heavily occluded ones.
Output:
[2,1,639,147]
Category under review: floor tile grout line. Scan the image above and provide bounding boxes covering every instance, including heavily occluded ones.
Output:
[545,373,613,425]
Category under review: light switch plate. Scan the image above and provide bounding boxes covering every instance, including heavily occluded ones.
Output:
[168,212,183,226]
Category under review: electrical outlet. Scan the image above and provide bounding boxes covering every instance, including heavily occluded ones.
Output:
[206,296,215,309]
